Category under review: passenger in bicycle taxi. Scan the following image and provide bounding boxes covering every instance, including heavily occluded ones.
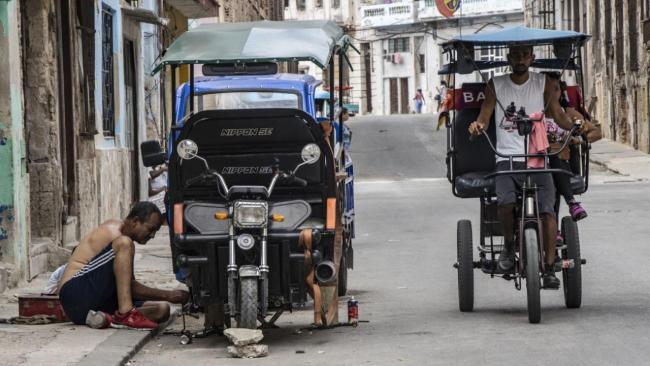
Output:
[542,72,602,231]
[468,45,583,289]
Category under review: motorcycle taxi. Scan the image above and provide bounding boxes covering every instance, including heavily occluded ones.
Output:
[140,20,357,332]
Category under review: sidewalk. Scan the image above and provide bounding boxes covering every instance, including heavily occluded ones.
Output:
[0,227,183,366]
[589,138,650,181]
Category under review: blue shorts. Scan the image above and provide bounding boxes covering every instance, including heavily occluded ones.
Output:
[60,244,143,325]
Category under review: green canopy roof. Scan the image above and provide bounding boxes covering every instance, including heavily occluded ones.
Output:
[153,20,353,73]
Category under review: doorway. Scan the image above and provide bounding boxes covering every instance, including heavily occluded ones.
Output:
[57,0,76,219]
[123,38,139,203]
[399,77,409,114]
[362,43,372,113]
[389,78,398,114]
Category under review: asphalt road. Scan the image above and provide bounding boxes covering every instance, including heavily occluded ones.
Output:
[131,114,650,365]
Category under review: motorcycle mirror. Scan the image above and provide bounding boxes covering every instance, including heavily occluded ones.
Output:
[301,143,321,165]
[177,139,199,160]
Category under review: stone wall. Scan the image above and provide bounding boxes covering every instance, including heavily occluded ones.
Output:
[96,148,135,223]
[21,0,63,242]
[525,0,650,154]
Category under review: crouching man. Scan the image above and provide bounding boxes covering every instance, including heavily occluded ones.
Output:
[59,202,189,330]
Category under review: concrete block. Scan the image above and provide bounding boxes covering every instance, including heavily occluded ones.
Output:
[30,237,52,256]
[29,237,53,279]
[0,266,7,294]
[227,344,269,358]
[47,243,72,271]
[224,328,264,346]
[29,252,49,280]
[62,215,78,245]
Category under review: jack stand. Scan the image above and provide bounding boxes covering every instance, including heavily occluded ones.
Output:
[259,308,284,329]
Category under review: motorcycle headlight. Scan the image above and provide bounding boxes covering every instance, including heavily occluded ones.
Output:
[233,201,268,228]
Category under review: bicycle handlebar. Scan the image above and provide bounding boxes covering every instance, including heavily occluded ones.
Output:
[469,120,582,160]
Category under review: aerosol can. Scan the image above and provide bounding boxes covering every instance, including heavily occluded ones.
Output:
[347,296,358,327]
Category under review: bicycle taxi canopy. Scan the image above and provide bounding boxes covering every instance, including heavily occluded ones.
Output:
[440,26,592,198]
[440,26,590,75]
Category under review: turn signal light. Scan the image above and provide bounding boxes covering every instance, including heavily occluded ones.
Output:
[214,211,229,220]
[326,198,336,229]
[173,204,184,234]
[270,213,285,222]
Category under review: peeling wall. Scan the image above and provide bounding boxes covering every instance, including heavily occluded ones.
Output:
[0,0,29,277]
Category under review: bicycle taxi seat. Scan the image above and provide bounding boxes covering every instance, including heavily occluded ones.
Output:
[447,83,497,198]
[448,83,587,198]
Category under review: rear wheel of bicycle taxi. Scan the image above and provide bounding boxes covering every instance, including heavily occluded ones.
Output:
[457,220,474,312]
[561,216,582,309]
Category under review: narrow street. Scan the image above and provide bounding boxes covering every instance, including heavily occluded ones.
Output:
[131,114,650,365]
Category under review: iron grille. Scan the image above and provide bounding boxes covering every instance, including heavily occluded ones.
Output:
[102,7,115,136]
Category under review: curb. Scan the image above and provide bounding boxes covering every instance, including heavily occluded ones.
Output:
[75,311,178,366]
[588,157,623,176]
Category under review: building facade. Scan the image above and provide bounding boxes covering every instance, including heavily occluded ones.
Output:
[525,0,650,154]
[0,0,220,288]
[357,0,524,115]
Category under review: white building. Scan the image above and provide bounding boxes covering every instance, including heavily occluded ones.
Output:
[357,0,525,115]
[283,0,524,116]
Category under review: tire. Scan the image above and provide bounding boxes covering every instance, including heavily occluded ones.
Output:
[561,216,582,309]
[238,277,258,329]
[338,249,348,297]
[457,220,474,312]
[524,228,541,324]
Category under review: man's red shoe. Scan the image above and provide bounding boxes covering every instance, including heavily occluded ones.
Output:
[86,310,113,329]
[111,308,158,330]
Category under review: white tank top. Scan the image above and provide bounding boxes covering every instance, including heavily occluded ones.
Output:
[492,72,546,162]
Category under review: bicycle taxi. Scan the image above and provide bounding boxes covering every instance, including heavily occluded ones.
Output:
[441,27,592,323]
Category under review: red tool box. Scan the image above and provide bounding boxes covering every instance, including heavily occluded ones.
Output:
[18,294,68,322]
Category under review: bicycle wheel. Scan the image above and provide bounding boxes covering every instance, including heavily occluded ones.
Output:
[524,228,541,324]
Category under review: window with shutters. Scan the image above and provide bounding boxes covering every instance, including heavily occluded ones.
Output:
[604,1,612,46]
[572,0,580,31]
[630,0,639,70]
[102,6,115,136]
[387,38,410,53]
[615,0,624,74]
[593,0,600,40]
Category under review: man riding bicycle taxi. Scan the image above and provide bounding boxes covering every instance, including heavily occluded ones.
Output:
[468,45,596,289]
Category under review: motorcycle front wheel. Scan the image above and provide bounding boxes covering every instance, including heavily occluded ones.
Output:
[238,277,259,329]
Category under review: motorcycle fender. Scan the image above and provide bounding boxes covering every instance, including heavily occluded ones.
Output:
[238,265,260,278]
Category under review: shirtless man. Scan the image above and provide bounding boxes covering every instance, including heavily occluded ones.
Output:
[59,202,189,330]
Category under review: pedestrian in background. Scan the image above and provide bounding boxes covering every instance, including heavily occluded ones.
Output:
[414,88,425,113]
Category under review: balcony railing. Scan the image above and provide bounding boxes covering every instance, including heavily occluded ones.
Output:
[360,1,416,28]
[419,0,523,20]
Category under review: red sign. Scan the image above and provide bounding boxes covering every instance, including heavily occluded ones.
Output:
[435,0,461,18]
